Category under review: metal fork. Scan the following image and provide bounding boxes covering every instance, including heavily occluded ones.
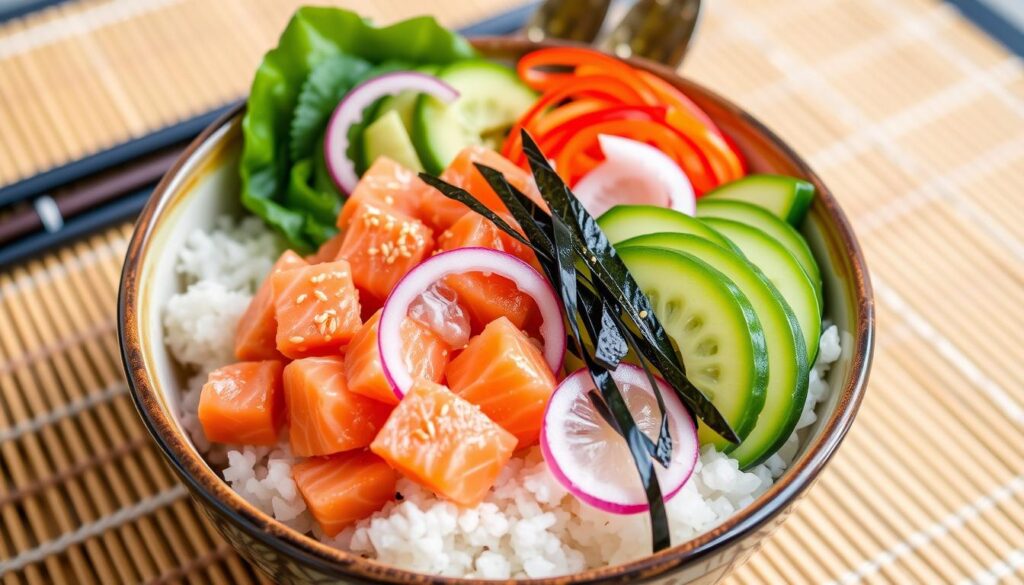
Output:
[525,0,703,68]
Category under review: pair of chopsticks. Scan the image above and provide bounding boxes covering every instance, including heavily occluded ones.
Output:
[0,4,537,268]
[0,104,237,267]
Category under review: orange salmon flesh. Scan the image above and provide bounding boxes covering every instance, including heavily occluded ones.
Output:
[198,360,285,446]
[283,356,393,457]
[345,309,450,406]
[370,378,517,507]
[446,317,556,446]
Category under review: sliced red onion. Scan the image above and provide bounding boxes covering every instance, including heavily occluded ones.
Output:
[541,364,698,515]
[324,72,459,194]
[571,134,696,216]
[379,247,565,399]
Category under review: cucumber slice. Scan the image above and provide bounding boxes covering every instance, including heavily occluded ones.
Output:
[616,247,768,447]
[597,205,738,252]
[696,199,822,308]
[703,175,815,226]
[618,233,809,467]
[413,60,536,174]
[362,110,424,172]
[702,218,821,362]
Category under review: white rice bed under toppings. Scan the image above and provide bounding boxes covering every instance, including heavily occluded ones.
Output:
[165,218,843,579]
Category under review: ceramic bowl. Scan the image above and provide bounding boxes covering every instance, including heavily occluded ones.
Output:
[120,37,874,585]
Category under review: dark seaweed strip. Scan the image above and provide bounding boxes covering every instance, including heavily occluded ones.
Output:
[419,169,592,361]
[575,273,662,462]
[474,163,553,231]
[575,278,627,371]
[586,389,621,433]
[472,164,558,278]
[416,173,544,261]
[605,303,675,467]
[551,212,670,552]
[520,130,739,445]
[474,159,664,461]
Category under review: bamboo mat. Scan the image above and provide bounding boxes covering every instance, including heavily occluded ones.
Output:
[0,0,1022,583]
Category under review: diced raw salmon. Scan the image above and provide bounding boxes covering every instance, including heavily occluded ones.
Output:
[438,212,541,332]
[293,450,398,536]
[445,317,556,446]
[344,310,450,406]
[272,260,362,359]
[448,273,541,335]
[418,146,545,232]
[198,361,285,446]
[235,251,308,361]
[336,157,426,230]
[436,210,537,264]
[336,201,434,304]
[283,356,393,456]
[370,379,517,506]
[306,232,345,264]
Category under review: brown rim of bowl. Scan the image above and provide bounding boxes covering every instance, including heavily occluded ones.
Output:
[119,36,874,584]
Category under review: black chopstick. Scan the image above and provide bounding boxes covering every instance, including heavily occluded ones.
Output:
[0,4,537,268]
[0,103,239,209]
[0,0,71,24]
[0,188,152,267]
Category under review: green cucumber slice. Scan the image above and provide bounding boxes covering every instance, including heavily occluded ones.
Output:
[362,110,424,172]
[616,247,768,447]
[697,199,822,309]
[597,205,738,252]
[702,218,821,362]
[413,59,536,174]
[618,233,809,467]
[703,175,815,226]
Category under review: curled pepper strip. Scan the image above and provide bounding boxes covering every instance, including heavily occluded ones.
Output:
[505,47,746,189]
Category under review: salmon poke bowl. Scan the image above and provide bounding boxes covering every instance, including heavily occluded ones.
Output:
[119,7,873,584]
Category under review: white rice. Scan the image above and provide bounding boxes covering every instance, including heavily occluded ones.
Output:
[165,218,843,578]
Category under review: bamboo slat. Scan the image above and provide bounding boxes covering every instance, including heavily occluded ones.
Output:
[0,0,1022,583]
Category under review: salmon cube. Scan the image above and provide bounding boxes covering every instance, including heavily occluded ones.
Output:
[271,260,362,359]
[306,232,345,264]
[437,210,537,264]
[293,450,399,536]
[418,146,545,232]
[283,356,393,456]
[198,361,285,446]
[235,251,308,361]
[438,212,541,332]
[445,317,556,446]
[344,310,450,406]
[336,201,434,304]
[370,379,517,506]
[336,157,426,230]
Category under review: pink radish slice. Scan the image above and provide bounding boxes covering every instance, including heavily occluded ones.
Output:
[324,72,459,194]
[571,134,696,217]
[541,364,698,514]
[379,247,566,399]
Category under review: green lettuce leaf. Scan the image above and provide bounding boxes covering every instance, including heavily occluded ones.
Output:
[241,7,476,251]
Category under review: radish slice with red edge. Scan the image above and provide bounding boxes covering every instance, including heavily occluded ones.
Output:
[541,364,698,514]
[571,134,696,217]
[324,72,459,194]
[379,247,565,399]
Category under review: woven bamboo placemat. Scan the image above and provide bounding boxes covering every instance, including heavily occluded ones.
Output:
[1,0,1022,583]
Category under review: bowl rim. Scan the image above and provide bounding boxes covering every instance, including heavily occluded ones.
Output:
[119,36,874,584]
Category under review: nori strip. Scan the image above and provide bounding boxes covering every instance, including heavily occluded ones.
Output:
[520,130,738,445]
[551,211,671,552]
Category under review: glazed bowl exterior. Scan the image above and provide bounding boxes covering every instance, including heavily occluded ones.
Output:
[119,37,874,585]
